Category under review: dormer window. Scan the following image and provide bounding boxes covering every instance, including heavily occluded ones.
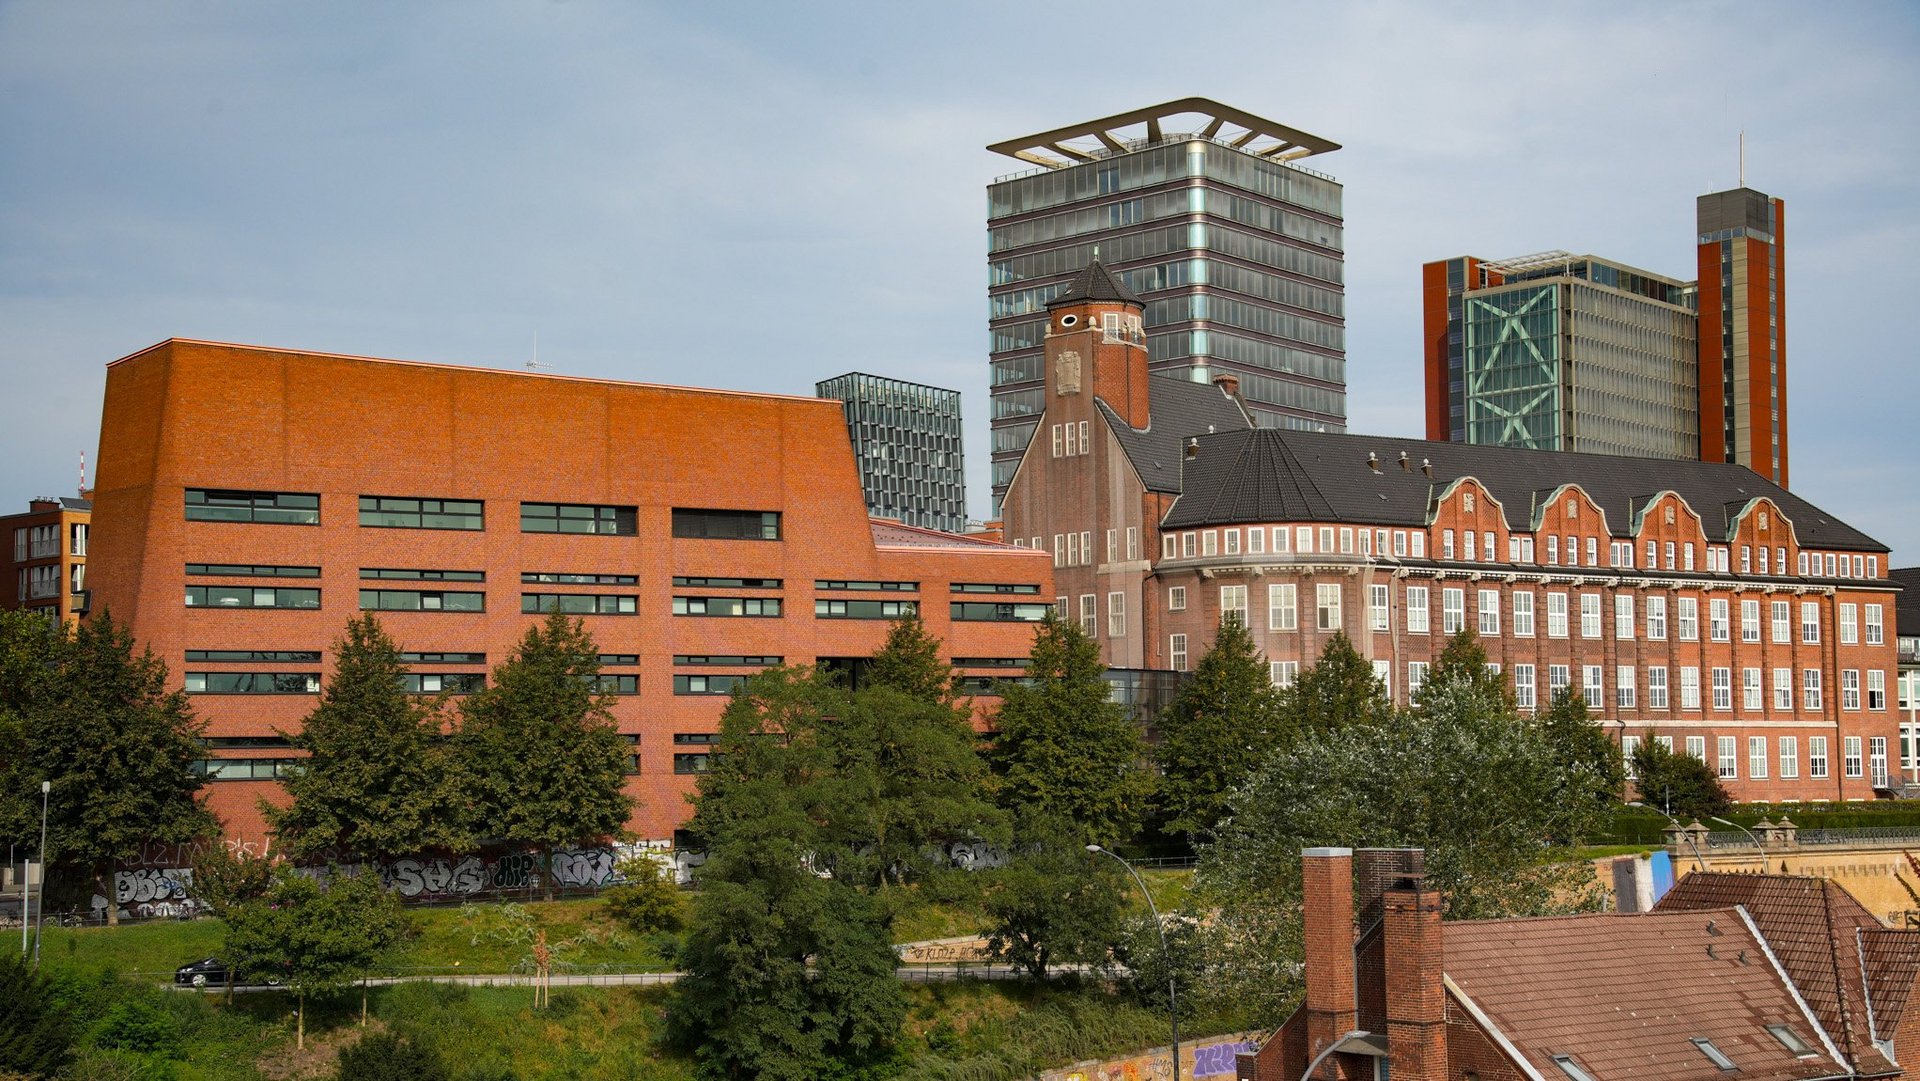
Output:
[1551,1055,1596,1081]
[1691,1038,1737,1070]
[1766,1025,1814,1056]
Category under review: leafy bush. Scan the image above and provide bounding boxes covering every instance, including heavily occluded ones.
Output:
[0,951,73,1079]
[334,1029,451,1081]
[601,858,685,934]
[91,999,182,1057]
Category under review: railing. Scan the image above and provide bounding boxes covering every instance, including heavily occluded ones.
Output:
[1698,824,1920,849]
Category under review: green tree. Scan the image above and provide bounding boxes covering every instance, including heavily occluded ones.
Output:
[267,615,464,861]
[454,610,633,897]
[1418,629,1512,709]
[0,611,64,855]
[865,610,958,705]
[1533,688,1626,818]
[0,951,73,1078]
[1,612,214,924]
[187,843,277,1001]
[1278,630,1392,737]
[1631,738,1732,821]
[601,855,686,934]
[223,865,409,1050]
[1155,616,1284,842]
[979,818,1127,981]
[990,614,1152,843]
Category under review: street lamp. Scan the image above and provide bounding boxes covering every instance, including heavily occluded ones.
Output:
[1087,845,1179,1081]
[33,780,48,968]
[1711,816,1767,864]
[1627,801,1708,873]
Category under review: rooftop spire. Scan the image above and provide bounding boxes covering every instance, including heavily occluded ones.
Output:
[1047,257,1144,309]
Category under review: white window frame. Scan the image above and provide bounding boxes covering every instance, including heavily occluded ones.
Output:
[1268,583,1295,631]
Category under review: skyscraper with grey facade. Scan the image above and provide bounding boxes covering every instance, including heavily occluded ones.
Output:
[815,372,968,533]
[986,98,1347,507]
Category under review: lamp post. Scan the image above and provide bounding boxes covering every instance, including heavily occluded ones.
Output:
[1088,845,1179,1081]
[33,780,48,968]
[1627,801,1707,872]
[1711,816,1767,864]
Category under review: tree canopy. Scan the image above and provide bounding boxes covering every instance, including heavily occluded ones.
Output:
[1154,615,1284,842]
[1631,738,1732,821]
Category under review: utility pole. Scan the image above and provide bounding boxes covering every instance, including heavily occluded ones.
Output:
[33,781,48,967]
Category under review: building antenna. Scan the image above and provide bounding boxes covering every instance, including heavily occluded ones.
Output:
[1738,129,1745,188]
[79,451,86,494]
[526,330,550,372]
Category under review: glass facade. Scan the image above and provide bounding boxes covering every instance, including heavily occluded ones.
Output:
[987,136,1346,505]
[815,372,967,533]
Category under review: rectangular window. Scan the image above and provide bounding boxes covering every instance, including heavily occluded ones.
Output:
[1583,665,1604,709]
[1771,600,1791,644]
[1548,664,1570,699]
[186,563,321,578]
[1841,603,1858,644]
[1163,534,1176,560]
[1407,661,1429,700]
[1804,669,1823,710]
[185,672,321,695]
[1442,529,1455,560]
[524,502,639,535]
[1713,668,1732,710]
[1340,528,1354,555]
[1678,597,1698,641]
[1614,595,1634,639]
[674,674,750,696]
[951,582,1042,594]
[1079,593,1097,636]
[1872,737,1889,787]
[1202,530,1218,557]
[369,568,488,582]
[1405,586,1429,633]
[1127,527,1139,560]
[1373,659,1391,699]
[537,593,642,615]
[1182,532,1197,558]
[1718,736,1738,778]
[1645,596,1666,640]
[1270,660,1299,688]
[1221,585,1249,626]
[1512,591,1534,637]
[1224,529,1240,556]
[674,655,781,666]
[1741,599,1761,643]
[1369,584,1390,631]
[951,601,1051,622]
[815,598,917,620]
[363,589,486,612]
[1616,666,1635,709]
[1681,667,1700,709]
[1842,669,1860,711]
[1867,604,1885,645]
[1267,583,1295,630]
[1580,594,1602,639]
[1710,599,1730,642]
[1514,664,1536,710]
[1802,602,1820,643]
[1648,667,1669,709]
[1316,584,1343,631]
[188,650,323,663]
[1780,736,1799,779]
[1108,592,1126,637]
[1587,537,1598,566]
[1775,668,1793,710]
[1478,589,1500,635]
[1845,735,1863,778]
[185,488,319,525]
[358,496,483,530]
[1443,588,1465,634]
[1869,669,1886,710]
[1169,586,1187,611]
[1319,527,1334,554]
[186,585,321,609]
[1170,633,1188,672]
[813,579,910,591]
[1744,668,1763,710]
[1622,735,1641,779]
[1462,530,1474,561]
[404,673,488,694]
[1810,736,1829,778]
[1749,736,1768,779]
[1547,592,1568,638]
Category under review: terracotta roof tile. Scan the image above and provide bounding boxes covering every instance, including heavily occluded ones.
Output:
[1860,927,1920,1043]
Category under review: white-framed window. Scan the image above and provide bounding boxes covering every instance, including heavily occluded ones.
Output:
[1406,586,1430,633]
[1867,604,1885,645]
[1268,583,1295,630]
[1547,592,1568,638]
[1686,735,1705,760]
[1442,529,1455,560]
[1168,585,1187,611]
[1107,529,1117,562]
[1443,588,1465,634]
[1842,669,1861,711]
[1872,737,1889,787]
[1771,600,1791,644]
[1868,669,1886,711]
[1645,596,1666,640]
[1407,661,1429,701]
[1548,664,1570,699]
[1297,526,1312,553]
[1369,584,1390,631]
[1743,668,1763,711]
[1718,736,1738,779]
[1580,594,1602,639]
[1712,668,1732,711]
[1565,536,1578,565]
[1245,526,1261,555]
[1741,546,1752,574]
[1170,633,1188,672]
[1546,537,1559,565]
[1810,737,1829,779]
[1319,527,1333,554]
[1463,530,1476,561]
[1710,599,1730,642]
[9,528,23,562]
[1615,595,1635,639]
[1678,597,1698,641]
[1587,536,1598,566]
[1273,527,1291,553]
[1774,668,1793,710]
[1648,667,1669,709]
[1181,532,1196,558]
[1340,528,1354,555]
[1393,530,1407,557]
[1478,589,1500,635]
[1224,528,1241,556]
[1680,667,1701,709]
[1057,595,1069,617]
[1741,599,1761,643]
[1162,534,1177,560]
[1844,735,1863,779]
[1108,592,1126,637]
[1748,736,1768,779]
[1080,594,1098,636]
[1583,665,1604,708]
[1270,660,1298,688]
[1841,603,1858,645]
[1616,666,1636,709]
[1622,735,1641,778]
[1373,659,1392,699]
[1802,602,1820,643]
[1656,735,1673,752]
[1512,591,1535,637]
[1127,527,1139,560]
[1665,541,1676,570]
[1080,531,1092,566]
[1514,664,1536,710]
[1054,534,1066,568]
[1202,530,1218,557]
[1684,543,1696,571]
[1316,584,1343,631]
[1220,585,1248,626]
[1410,533,1425,558]
[1780,737,1799,779]
[1804,669,1823,710]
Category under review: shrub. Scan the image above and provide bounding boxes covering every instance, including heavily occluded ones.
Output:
[91,999,182,1058]
[0,951,73,1079]
[333,1029,451,1081]
[601,858,685,934]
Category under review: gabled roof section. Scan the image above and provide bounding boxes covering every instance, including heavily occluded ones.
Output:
[1158,428,1888,551]
[1890,567,1920,637]
[1445,908,1849,1081]
[1094,377,1252,495]
[1166,428,1339,525]
[1046,257,1143,308]
[1860,927,1920,1044]
[1656,872,1895,1075]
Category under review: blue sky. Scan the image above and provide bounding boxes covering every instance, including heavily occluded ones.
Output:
[2,1,1916,555]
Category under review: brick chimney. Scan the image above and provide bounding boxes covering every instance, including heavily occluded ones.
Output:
[1213,372,1242,399]
[1383,874,1446,1081]
[1301,847,1356,1078]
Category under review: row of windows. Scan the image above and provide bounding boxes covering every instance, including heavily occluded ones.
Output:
[185,490,782,541]
[1017,529,1141,567]
[12,523,82,561]
[185,670,637,696]
[1624,734,1887,786]
[188,584,1045,623]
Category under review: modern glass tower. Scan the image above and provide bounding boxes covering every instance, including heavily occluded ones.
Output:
[986,98,1346,506]
[815,372,968,533]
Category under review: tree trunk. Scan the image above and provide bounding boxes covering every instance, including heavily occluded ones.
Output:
[297,990,305,1050]
[542,845,554,902]
[361,978,368,1026]
[96,863,119,927]
[225,967,235,1005]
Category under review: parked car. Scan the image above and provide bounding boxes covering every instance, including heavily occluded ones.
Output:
[173,957,281,988]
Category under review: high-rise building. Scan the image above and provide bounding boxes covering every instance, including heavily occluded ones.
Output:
[2,495,90,621]
[987,98,1346,508]
[1424,186,1787,483]
[1697,188,1787,485]
[815,372,967,533]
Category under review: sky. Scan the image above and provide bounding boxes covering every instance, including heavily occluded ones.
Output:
[2,1,1916,556]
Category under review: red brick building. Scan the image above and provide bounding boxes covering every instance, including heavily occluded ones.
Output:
[1244,847,1915,1080]
[87,339,1051,846]
[1006,260,1899,803]
[2,495,91,621]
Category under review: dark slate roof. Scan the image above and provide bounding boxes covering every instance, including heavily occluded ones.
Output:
[1161,428,1889,551]
[1046,257,1144,308]
[1094,376,1252,494]
[1890,567,1920,637]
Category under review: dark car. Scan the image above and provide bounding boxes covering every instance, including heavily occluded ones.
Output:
[174,957,281,988]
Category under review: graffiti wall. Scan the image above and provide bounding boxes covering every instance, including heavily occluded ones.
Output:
[1038,1033,1260,1081]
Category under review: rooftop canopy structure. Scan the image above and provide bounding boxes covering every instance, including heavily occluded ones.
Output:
[985,96,1341,171]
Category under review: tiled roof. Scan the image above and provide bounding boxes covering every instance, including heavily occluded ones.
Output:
[1445,908,1849,1081]
[1655,872,1896,1075]
[1046,257,1144,308]
[868,519,1021,550]
[1160,428,1888,552]
[1860,928,1920,1044]
[1890,567,1920,637]
[1095,378,1252,494]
